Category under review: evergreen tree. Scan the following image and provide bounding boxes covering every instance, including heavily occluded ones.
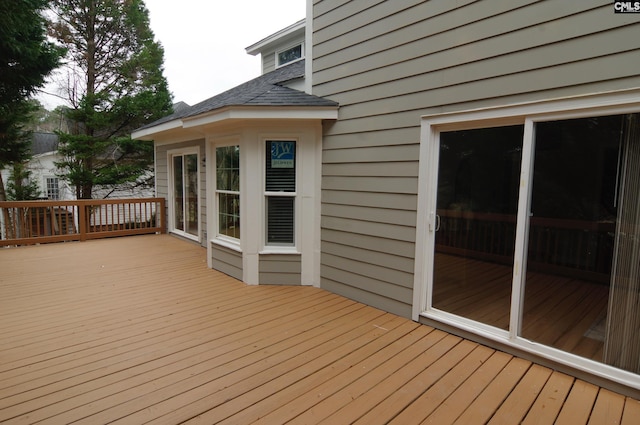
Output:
[7,162,41,201]
[50,0,173,199]
[0,0,63,203]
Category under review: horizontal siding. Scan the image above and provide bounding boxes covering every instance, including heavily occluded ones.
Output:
[322,228,415,259]
[322,216,415,243]
[321,259,413,300]
[259,254,301,285]
[314,1,640,122]
[331,48,640,122]
[322,176,417,194]
[322,190,416,211]
[316,15,638,100]
[314,0,594,71]
[262,48,276,74]
[211,244,243,281]
[323,144,418,163]
[323,161,418,177]
[321,127,419,149]
[322,203,416,228]
[314,0,640,318]
[321,273,413,318]
[322,240,414,275]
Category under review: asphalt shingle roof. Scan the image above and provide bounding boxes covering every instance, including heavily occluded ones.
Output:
[138,60,337,131]
[31,132,58,155]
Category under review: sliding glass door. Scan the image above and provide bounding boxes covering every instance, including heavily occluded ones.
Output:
[521,115,622,361]
[432,125,523,330]
[424,111,640,376]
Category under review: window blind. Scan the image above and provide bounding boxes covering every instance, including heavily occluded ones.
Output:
[265,141,296,245]
[604,113,640,373]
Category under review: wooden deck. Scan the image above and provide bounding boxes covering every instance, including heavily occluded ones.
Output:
[433,253,610,361]
[1,235,639,424]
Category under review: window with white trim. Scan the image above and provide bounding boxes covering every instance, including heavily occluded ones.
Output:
[216,145,240,240]
[46,177,59,200]
[276,43,303,67]
[265,140,296,246]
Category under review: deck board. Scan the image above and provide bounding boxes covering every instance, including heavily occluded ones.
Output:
[0,235,638,424]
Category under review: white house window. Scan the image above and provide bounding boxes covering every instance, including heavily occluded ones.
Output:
[416,92,640,387]
[265,140,296,245]
[46,177,59,200]
[216,145,240,240]
[276,43,303,67]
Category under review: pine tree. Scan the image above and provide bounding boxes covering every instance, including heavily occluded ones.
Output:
[50,0,173,199]
[0,0,62,242]
[7,162,41,201]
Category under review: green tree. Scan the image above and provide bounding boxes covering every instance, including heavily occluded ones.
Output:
[0,0,62,203]
[50,0,173,199]
[7,162,41,201]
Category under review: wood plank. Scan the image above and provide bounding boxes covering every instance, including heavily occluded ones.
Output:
[521,371,575,425]
[421,351,513,424]
[555,380,600,425]
[0,294,356,421]
[317,332,461,425]
[488,364,553,425]
[621,397,640,425]
[247,326,442,425]
[129,315,414,425]
[587,388,625,425]
[454,357,532,424]
[353,339,477,424]
[387,344,495,424]
[22,306,391,424]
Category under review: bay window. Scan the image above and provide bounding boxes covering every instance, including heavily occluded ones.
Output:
[216,145,240,240]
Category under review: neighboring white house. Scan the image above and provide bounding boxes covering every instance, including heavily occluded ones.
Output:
[0,132,158,237]
[0,132,73,201]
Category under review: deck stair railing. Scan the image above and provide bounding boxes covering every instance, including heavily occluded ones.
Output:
[0,197,166,247]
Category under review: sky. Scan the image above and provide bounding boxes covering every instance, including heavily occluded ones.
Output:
[39,0,306,109]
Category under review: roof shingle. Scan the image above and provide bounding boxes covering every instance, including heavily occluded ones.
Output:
[138,60,337,131]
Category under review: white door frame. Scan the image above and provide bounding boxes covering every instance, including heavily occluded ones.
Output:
[413,88,640,390]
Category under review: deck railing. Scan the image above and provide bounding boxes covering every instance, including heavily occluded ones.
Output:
[436,209,616,283]
[0,197,166,247]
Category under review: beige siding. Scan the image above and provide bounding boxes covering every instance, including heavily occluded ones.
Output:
[211,244,243,281]
[258,254,302,285]
[313,0,640,317]
[261,48,276,74]
[155,140,207,245]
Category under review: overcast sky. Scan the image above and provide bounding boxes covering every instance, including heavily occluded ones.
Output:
[39,0,305,109]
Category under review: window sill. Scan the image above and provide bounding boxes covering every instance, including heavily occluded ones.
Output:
[259,246,300,255]
[211,237,242,252]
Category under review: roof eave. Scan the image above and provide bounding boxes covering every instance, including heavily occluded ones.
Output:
[131,105,338,140]
[182,105,338,128]
[131,118,184,140]
[245,19,306,56]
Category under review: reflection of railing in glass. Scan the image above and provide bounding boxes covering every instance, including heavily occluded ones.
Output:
[435,209,615,283]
